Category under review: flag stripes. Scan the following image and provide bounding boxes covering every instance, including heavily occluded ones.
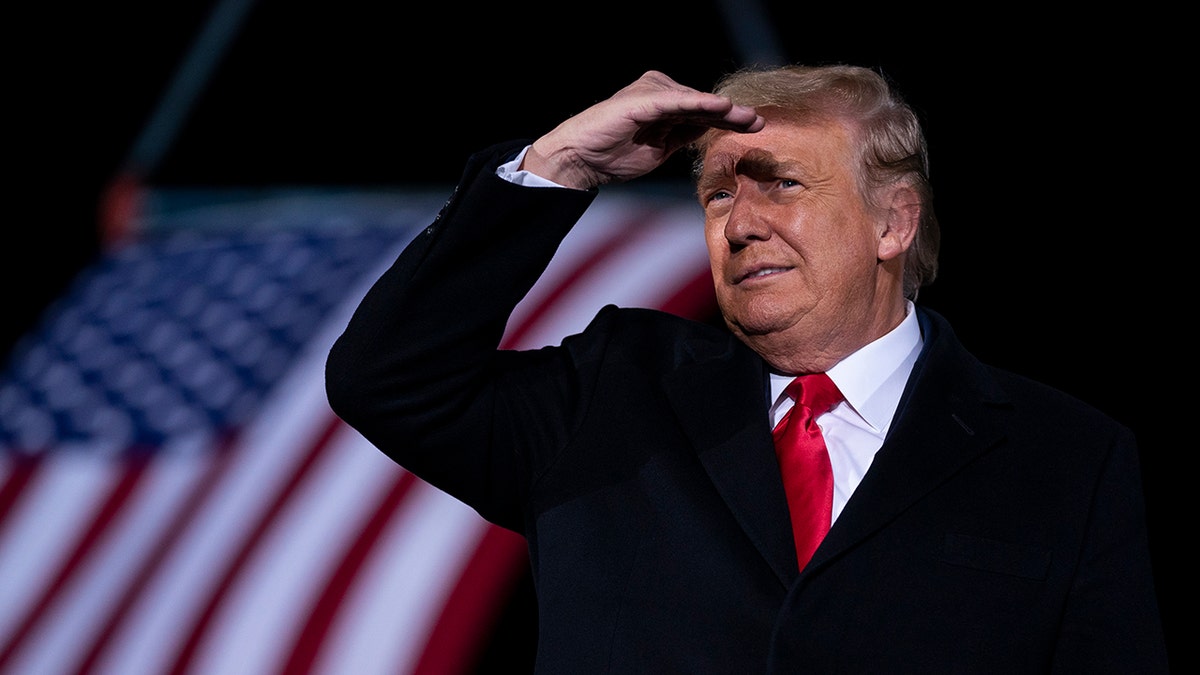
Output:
[0,187,712,674]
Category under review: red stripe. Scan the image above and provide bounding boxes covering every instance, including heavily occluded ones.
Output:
[0,205,710,673]
[499,213,661,349]
[275,467,419,674]
[69,210,652,673]
[0,456,152,670]
[0,451,44,658]
[261,218,659,672]
[409,525,528,675]
[657,267,718,320]
[0,454,41,522]
[66,435,239,675]
[165,417,344,675]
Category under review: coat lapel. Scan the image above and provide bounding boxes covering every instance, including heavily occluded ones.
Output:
[661,336,800,585]
[659,309,1012,585]
[808,308,1013,569]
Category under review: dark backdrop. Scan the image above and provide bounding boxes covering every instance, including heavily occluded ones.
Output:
[9,1,1184,669]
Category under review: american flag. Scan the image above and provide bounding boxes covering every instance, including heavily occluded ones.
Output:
[0,185,716,674]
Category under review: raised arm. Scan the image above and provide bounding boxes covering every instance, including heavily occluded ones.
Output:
[325,72,762,527]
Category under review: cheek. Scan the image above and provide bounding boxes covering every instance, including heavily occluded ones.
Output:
[820,238,883,297]
[703,217,723,245]
[818,215,879,265]
[703,225,727,267]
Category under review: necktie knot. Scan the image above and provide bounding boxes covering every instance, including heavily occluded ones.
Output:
[783,372,842,420]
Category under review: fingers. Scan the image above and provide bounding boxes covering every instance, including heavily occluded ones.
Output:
[524,71,763,190]
[626,71,764,133]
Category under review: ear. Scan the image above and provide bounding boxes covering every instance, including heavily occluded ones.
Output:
[877,185,921,262]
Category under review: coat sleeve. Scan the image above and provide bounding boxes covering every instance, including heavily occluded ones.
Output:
[324,140,598,530]
[1051,423,1169,672]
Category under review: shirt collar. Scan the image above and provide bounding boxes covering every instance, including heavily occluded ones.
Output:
[769,301,923,433]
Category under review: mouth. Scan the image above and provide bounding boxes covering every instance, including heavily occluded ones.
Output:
[734,266,792,284]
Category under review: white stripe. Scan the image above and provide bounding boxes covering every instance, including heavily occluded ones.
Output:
[0,195,698,674]
[0,454,119,653]
[92,233,419,675]
[602,203,709,308]
[516,204,710,349]
[91,370,337,674]
[189,424,403,674]
[506,196,632,339]
[1,454,208,675]
[311,480,489,675]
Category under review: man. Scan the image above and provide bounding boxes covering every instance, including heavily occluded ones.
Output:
[325,65,1167,672]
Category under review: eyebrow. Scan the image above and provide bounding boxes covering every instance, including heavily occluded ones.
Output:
[696,149,800,195]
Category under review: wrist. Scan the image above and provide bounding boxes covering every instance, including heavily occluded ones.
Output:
[524,140,597,191]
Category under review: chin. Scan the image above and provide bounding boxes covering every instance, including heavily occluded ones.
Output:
[723,312,791,340]
[717,297,796,338]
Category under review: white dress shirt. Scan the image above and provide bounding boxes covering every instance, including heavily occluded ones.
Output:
[769,304,923,524]
[497,145,560,187]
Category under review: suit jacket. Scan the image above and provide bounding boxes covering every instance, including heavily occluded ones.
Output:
[325,141,1168,673]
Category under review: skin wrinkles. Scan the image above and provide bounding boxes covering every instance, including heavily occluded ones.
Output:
[698,114,914,375]
[696,151,809,202]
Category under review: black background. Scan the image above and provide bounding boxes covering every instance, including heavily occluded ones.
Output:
[8,1,1185,670]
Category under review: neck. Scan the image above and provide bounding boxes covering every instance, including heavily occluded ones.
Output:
[742,297,909,375]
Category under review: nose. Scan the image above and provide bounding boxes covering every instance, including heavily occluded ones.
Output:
[723,190,771,247]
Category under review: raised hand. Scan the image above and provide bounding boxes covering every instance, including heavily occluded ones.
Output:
[522,70,764,190]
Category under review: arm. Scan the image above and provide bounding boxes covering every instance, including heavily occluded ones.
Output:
[325,72,763,527]
[325,142,592,527]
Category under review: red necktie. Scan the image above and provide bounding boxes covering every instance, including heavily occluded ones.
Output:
[773,373,843,570]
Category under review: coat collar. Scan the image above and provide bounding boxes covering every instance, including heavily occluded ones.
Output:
[661,307,1013,586]
[810,307,1011,570]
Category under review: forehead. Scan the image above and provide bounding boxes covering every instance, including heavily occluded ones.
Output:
[699,115,856,180]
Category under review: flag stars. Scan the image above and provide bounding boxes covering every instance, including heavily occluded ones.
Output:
[0,218,410,455]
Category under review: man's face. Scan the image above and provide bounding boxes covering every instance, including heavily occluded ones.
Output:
[697,115,898,371]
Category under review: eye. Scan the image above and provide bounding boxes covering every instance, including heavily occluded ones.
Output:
[778,179,802,189]
[703,189,733,204]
